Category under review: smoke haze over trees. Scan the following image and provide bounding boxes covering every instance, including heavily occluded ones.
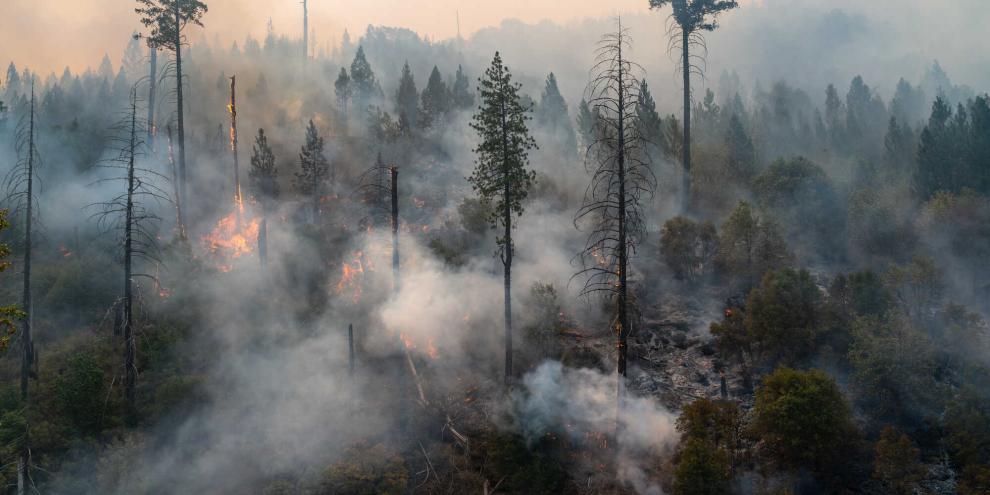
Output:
[0,0,988,493]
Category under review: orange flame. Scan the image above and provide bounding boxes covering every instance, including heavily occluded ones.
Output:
[202,208,260,272]
[334,251,368,303]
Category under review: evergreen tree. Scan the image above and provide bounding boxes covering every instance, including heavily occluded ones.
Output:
[420,66,449,128]
[725,113,755,183]
[636,79,662,150]
[536,73,576,152]
[249,128,279,265]
[294,120,331,221]
[394,61,419,129]
[350,46,379,106]
[98,54,115,81]
[576,98,597,150]
[468,52,538,384]
[649,0,739,212]
[5,63,20,98]
[334,68,351,121]
[824,83,844,148]
[121,34,145,82]
[451,65,474,110]
[135,0,209,237]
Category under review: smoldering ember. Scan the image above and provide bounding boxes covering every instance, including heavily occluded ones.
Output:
[0,0,988,494]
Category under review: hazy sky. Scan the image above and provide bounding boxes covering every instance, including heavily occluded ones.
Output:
[1,0,717,75]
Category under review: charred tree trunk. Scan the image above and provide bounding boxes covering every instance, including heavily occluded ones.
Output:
[124,92,138,423]
[391,167,399,287]
[166,126,184,239]
[17,84,37,495]
[173,3,188,236]
[258,216,268,267]
[229,76,242,228]
[146,47,158,147]
[681,27,692,213]
[616,40,629,392]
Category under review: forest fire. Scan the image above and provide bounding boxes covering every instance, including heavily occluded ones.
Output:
[400,332,440,360]
[202,208,260,272]
[334,251,369,303]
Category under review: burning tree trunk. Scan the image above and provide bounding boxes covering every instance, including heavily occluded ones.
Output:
[228,75,242,228]
[575,20,655,431]
[166,125,185,238]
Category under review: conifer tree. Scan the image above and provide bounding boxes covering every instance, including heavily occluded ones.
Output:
[350,46,380,106]
[468,52,538,384]
[294,120,331,222]
[420,66,450,128]
[451,65,474,110]
[249,129,278,266]
[335,68,351,122]
[537,73,577,152]
[135,0,209,237]
[650,0,739,212]
[395,62,419,130]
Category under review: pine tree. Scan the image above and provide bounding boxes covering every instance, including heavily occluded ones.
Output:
[121,33,145,82]
[649,0,739,212]
[420,66,449,128]
[135,0,209,238]
[725,113,755,183]
[350,46,379,106]
[636,79,663,160]
[537,73,577,152]
[395,62,419,130]
[451,65,474,110]
[294,120,331,221]
[334,68,351,122]
[576,98,598,151]
[249,129,279,266]
[468,52,538,385]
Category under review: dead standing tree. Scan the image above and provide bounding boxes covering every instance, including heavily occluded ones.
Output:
[649,0,738,212]
[574,22,655,418]
[92,86,169,423]
[2,81,41,495]
[228,75,242,227]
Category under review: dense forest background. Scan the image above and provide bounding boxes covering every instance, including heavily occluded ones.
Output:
[0,1,988,494]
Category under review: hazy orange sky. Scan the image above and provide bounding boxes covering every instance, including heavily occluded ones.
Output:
[0,0,710,75]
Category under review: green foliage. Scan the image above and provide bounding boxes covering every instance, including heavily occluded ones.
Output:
[882,256,944,319]
[394,61,419,127]
[649,0,740,33]
[916,96,990,198]
[451,65,474,110]
[318,443,408,495]
[661,216,717,282]
[349,46,381,103]
[134,0,209,52]
[294,120,331,217]
[53,352,107,434]
[744,269,822,365]
[714,201,791,288]
[751,367,858,483]
[674,438,731,495]
[480,431,568,493]
[849,313,942,426]
[873,426,923,494]
[420,66,449,128]
[724,113,755,184]
[0,210,23,350]
[249,128,279,205]
[468,52,537,249]
[522,282,564,360]
[944,388,990,495]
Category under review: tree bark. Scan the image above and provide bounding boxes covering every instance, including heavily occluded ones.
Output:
[146,47,157,147]
[500,76,514,386]
[681,27,692,213]
[229,76,241,228]
[174,3,188,236]
[18,84,36,495]
[124,92,137,423]
[391,167,399,288]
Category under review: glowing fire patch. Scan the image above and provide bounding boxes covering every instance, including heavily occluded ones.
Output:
[202,208,261,272]
[334,251,368,303]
